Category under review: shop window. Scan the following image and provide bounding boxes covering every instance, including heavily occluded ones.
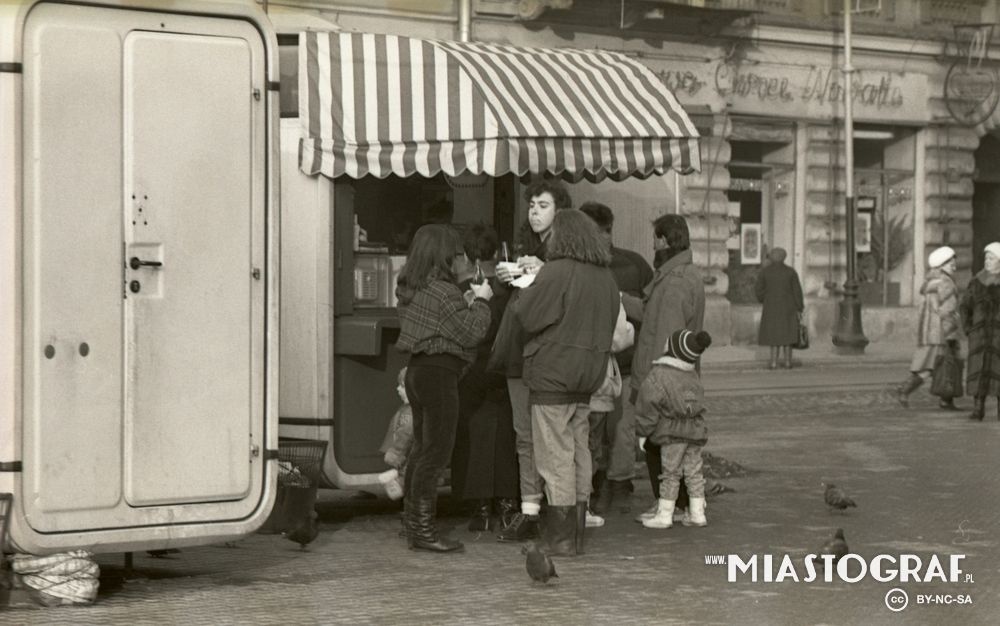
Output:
[725,137,794,304]
[852,126,915,307]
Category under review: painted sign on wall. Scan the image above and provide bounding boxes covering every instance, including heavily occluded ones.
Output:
[714,63,930,122]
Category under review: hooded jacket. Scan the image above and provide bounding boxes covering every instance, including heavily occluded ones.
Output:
[634,356,708,446]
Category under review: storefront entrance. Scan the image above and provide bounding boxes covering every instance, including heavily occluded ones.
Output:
[973,134,1000,273]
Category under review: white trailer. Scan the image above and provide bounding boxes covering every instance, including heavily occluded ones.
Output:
[0,0,280,554]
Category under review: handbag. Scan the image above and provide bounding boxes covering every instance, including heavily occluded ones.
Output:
[930,349,964,399]
[793,313,809,350]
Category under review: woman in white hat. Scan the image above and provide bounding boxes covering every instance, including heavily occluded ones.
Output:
[896,245,961,409]
[959,242,1000,420]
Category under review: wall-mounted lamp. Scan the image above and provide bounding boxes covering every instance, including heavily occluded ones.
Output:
[774,181,789,197]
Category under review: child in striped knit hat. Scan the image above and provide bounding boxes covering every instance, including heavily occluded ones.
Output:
[634,329,712,529]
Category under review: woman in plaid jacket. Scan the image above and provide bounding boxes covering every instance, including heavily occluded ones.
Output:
[395,224,493,553]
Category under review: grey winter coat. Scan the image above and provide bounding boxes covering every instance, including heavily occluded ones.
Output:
[622,248,705,401]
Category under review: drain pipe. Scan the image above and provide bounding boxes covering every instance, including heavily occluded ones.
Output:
[458,0,471,42]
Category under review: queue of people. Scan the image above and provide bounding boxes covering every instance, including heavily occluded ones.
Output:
[391,176,1000,555]
[391,178,712,556]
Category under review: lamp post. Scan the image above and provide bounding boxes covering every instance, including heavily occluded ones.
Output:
[832,0,869,354]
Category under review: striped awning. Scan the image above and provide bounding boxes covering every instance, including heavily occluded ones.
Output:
[298,31,700,182]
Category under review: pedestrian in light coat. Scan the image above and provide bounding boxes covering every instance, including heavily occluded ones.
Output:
[896,245,961,410]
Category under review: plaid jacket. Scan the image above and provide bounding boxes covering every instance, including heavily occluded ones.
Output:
[396,279,491,363]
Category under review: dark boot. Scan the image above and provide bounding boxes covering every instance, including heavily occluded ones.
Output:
[591,469,606,499]
[496,512,540,543]
[644,443,662,500]
[496,498,518,530]
[592,479,612,515]
[540,505,577,557]
[408,498,463,553]
[896,373,923,408]
[575,502,587,555]
[399,499,409,538]
[970,396,985,421]
[938,397,958,410]
[467,499,492,532]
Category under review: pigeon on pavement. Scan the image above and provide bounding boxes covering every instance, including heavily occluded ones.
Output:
[823,482,857,512]
[524,542,557,584]
[820,528,849,564]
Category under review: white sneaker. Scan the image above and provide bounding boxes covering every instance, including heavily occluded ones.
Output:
[634,502,658,524]
[377,469,404,500]
[585,509,605,528]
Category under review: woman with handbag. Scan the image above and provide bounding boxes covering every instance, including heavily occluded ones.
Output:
[897,246,962,410]
[959,242,1000,420]
[754,247,805,369]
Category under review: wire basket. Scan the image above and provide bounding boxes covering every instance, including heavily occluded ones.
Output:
[277,439,327,487]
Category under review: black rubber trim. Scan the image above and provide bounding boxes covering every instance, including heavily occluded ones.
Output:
[279,417,334,427]
[266,80,280,91]
[0,461,23,472]
[263,449,280,461]
[0,63,23,73]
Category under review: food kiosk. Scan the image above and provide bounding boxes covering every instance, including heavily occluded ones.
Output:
[279,30,702,494]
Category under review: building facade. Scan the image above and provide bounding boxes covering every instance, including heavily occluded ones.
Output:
[269,0,1000,348]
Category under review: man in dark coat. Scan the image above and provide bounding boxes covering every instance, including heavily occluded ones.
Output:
[754,247,804,369]
[579,202,653,515]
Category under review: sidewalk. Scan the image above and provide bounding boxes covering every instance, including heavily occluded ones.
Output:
[703,340,912,371]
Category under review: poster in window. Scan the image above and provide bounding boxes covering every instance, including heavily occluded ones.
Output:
[740,223,762,265]
[856,211,872,253]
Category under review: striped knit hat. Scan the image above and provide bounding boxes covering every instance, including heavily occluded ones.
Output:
[664,329,712,364]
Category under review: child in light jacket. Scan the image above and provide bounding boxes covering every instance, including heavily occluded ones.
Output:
[634,329,712,529]
[378,367,412,500]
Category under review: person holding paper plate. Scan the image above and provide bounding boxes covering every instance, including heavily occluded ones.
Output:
[489,179,572,543]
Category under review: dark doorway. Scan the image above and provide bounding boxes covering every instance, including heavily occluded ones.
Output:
[973,135,1000,273]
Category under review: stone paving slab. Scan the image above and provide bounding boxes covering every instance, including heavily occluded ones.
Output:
[4,387,998,625]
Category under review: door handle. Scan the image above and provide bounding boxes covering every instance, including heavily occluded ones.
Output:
[130,257,163,270]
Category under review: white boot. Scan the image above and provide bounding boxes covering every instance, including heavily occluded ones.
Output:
[642,499,675,529]
[683,497,707,527]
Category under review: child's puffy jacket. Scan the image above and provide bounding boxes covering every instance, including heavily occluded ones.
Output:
[634,357,708,446]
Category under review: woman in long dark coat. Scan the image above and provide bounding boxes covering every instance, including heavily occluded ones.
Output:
[960,242,1000,421]
[754,247,804,369]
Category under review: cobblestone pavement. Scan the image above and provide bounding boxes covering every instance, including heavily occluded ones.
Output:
[5,367,1000,626]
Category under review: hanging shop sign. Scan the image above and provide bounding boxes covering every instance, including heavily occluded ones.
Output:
[714,63,930,123]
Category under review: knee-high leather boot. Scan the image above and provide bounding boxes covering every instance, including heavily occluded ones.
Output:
[541,505,577,557]
[409,498,463,553]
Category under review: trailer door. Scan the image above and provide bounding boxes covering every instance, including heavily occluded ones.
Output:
[122,31,255,507]
[22,3,267,533]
